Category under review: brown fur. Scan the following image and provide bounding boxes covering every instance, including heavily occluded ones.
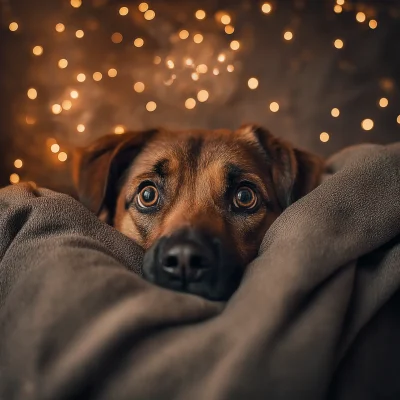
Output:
[74,124,323,270]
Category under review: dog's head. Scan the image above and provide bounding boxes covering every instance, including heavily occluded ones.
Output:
[74,125,323,300]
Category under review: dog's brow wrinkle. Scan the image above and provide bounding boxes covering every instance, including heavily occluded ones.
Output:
[152,158,169,177]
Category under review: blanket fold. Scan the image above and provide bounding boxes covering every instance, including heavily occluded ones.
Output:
[0,143,399,400]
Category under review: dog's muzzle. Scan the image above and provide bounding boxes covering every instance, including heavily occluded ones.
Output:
[142,228,243,301]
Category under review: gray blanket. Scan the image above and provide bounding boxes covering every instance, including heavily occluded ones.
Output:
[0,143,399,400]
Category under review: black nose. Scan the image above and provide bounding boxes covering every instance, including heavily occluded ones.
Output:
[161,242,213,283]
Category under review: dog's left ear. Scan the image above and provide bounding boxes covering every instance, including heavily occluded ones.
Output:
[73,129,158,222]
[240,124,324,210]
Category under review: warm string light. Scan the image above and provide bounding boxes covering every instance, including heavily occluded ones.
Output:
[248,78,259,90]
[356,12,366,23]
[369,20,378,29]
[197,90,209,102]
[144,10,155,20]
[58,59,68,68]
[14,159,23,169]
[218,54,226,62]
[334,39,344,49]
[193,34,204,44]
[179,30,189,40]
[93,72,102,81]
[225,25,234,34]
[77,124,85,132]
[70,0,82,8]
[334,5,342,13]
[269,102,279,112]
[114,125,125,134]
[379,98,388,108]
[10,173,20,184]
[32,46,43,56]
[55,23,65,32]
[134,38,144,47]
[336,0,345,5]
[77,73,86,82]
[283,31,293,41]
[230,40,240,50]
[51,144,60,153]
[220,14,231,25]
[52,104,62,114]
[320,132,330,142]
[70,90,79,99]
[361,119,374,131]
[108,68,117,77]
[261,3,272,14]
[138,2,149,12]
[62,100,72,110]
[191,72,199,81]
[331,108,340,117]
[75,29,84,38]
[213,68,220,76]
[196,64,208,74]
[195,10,206,20]
[146,101,157,112]
[185,98,196,109]
[9,22,19,31]
[134,82,145,93]
[119,7,129,16]
[58,152,68,162]
[227,64,234,72]
[27,88,37,100]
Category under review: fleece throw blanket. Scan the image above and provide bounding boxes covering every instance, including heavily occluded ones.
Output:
[0,143,400,400]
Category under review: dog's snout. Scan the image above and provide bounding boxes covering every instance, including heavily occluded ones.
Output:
[161,242,214,282]
[143,227,242,300]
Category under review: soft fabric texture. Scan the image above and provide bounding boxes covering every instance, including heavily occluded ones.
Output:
[0,143,399,400]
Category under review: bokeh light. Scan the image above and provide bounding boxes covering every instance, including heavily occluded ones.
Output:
[248,77,259,89]
[75,30,84,38]
[379,98,388,108]
[58,59,68,68]
[369,20,378,29]
[32,46,43,56]
[179,30,189,39]
[361,119,374,131]
[193,34,204,44]
[230,40,240,50]
[14,159,23,169]
[134,38,144,47]
[225,25,234,34]
[356,12,366,23]
[331,108,340,117]
[270,102,279,112]
[114,125,125,134]
[185,98,196,109]
[10,173,20,184]
[144,10,155,20]
[111,32,123,43]
[77,124,85,132]
[146,101,157,112]
[58,152,68,162]
[195,10,206,20]
[284,31,293,41]
[70,90,79,99]
[261,3,272,14]
[9,22,19,31]
[55,23,65,32]
[138,2,149,12]
[70,0,82,8]
[62,100,72,110]
[197,90,209,102]
[119,7,129,16]
[320,132,330,142]
[334,39,344,49]
[93,72,102,81]
[52,104,62,114]
[108,68,117,77]
[27,88,37,100]
[134,82,145,93]
[77,73,86,82]
[51,144,60,153]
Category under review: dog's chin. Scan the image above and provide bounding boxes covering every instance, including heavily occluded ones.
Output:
[142,240,243,302]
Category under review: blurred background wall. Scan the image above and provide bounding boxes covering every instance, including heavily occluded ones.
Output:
[0,0,399,195]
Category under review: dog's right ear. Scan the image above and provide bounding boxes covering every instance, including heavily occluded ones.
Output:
[73,129,158,222]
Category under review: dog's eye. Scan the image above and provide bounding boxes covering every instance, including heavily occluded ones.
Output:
[233,186,257,210]
[137,185,159,208]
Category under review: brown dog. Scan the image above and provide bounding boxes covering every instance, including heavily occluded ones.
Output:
[73,124,323,300]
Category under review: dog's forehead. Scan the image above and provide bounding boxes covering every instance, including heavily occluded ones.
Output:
[130,128,263,174]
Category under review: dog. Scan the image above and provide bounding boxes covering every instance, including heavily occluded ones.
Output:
[73,124,323,301]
